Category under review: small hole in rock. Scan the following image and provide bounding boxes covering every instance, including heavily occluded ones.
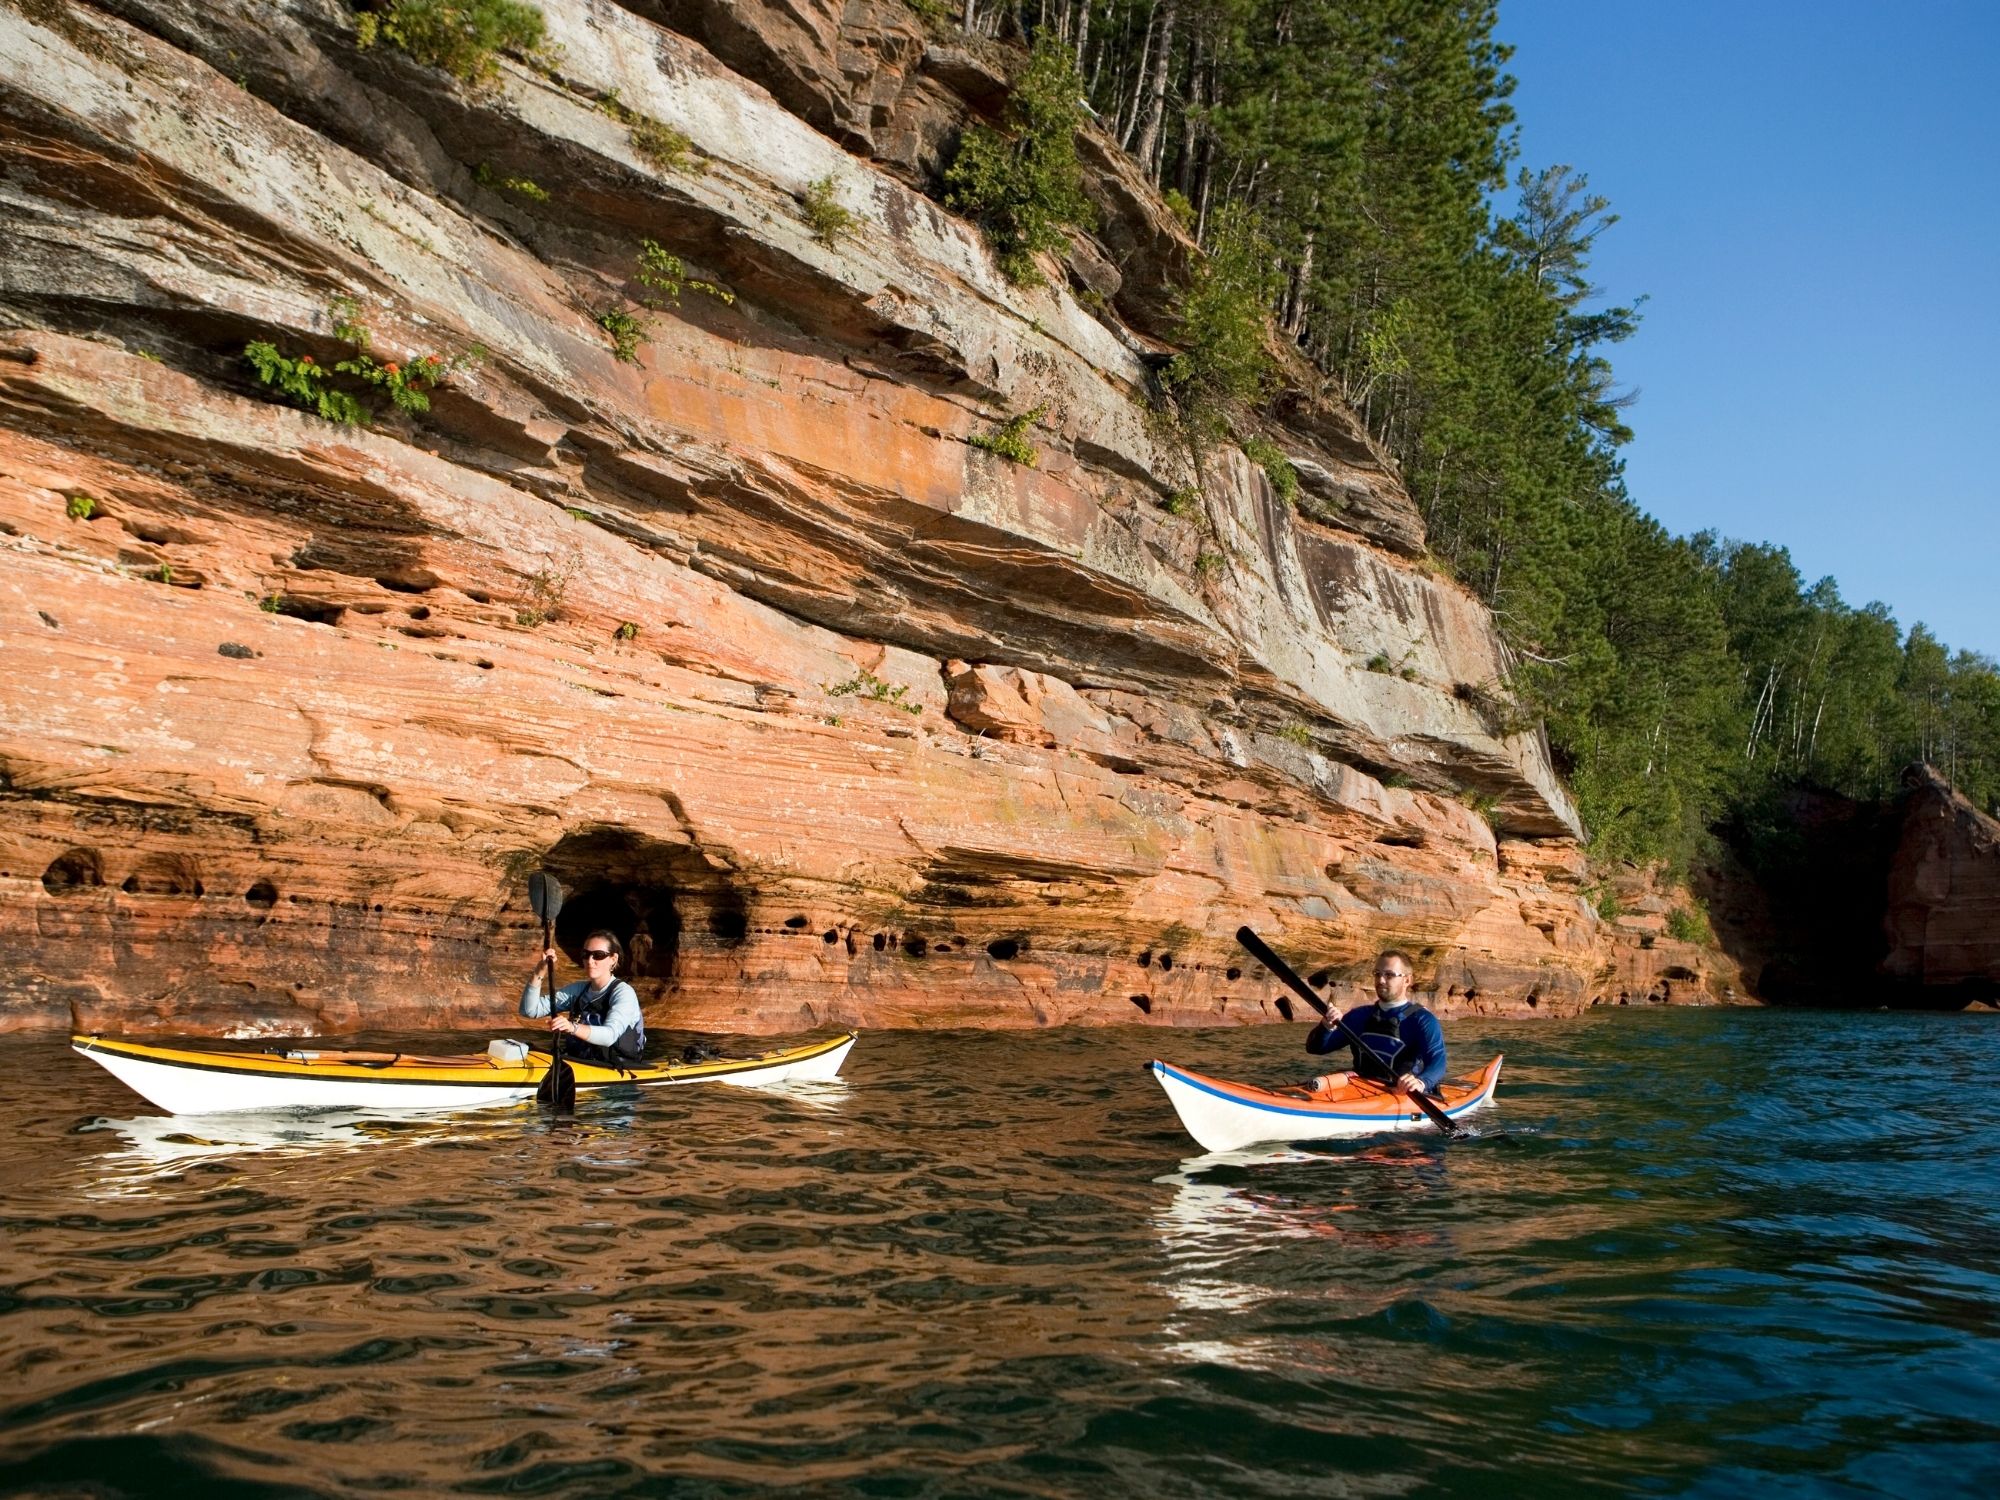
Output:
[1137,951,1153,968]
[1129,995,1152,1014]
[986,937,1020,961]
[1226,966,1241,981]
[823,929,839,944]
[784,915,809,929]
[245,880,278,910]
[872,932,886,951]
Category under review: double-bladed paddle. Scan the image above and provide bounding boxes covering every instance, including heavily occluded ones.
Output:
[1235,925,1466,1138]
[529,871,575,1112]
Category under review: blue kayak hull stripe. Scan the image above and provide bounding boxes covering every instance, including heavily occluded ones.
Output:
[1151,1061,1484,1121]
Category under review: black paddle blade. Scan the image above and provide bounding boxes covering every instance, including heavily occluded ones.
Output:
[1234,925,1467,1139]
[535,1054,576,1112]
[528,870,564,924]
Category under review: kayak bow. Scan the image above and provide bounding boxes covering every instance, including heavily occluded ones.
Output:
[1149,1055,1502,1152]
[72,1032,856,1116]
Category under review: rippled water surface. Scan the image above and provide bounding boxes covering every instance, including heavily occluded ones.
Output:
[4,1008,1999,1498]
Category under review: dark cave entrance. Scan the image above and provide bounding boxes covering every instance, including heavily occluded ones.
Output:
[537,825,746,982]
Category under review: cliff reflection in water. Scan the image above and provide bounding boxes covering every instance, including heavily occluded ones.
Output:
[1,1012,1997,1499]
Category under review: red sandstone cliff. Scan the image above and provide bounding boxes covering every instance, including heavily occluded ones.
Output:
[0,0,1719,1035]
[1883,767,2000,1002]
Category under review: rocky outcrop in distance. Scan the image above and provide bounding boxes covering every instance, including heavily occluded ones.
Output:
[0,0,1720,1035]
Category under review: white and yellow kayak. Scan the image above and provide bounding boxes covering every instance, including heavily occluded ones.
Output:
[72,1032,856,1116]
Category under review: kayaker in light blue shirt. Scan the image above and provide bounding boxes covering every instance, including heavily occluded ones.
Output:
[521,928,646,1064]
[1305,948,1447,1094]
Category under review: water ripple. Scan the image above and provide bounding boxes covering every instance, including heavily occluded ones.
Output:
[2,1012,1997,1497]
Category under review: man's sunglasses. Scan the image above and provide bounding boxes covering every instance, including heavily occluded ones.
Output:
[583,949,614,961]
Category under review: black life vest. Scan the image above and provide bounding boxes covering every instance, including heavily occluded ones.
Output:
[565,979,645,1063]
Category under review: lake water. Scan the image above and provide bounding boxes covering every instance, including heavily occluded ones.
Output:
[2,1008,1997,1498]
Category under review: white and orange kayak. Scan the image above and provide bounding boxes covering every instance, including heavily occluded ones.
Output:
[1149,1055,1503,1152]
[73,1032,856,1116]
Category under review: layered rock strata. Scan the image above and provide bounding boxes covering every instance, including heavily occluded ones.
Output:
[2,0,1702,1035]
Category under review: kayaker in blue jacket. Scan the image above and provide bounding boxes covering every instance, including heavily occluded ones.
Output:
[521,928,647,1064]
[1305,948,1446,1094]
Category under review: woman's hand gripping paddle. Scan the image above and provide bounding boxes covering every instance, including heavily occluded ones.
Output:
[529,872,575,1112]
[1236,926,1466,1138]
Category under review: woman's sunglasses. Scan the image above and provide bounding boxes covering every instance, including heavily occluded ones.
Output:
[583,949,614,961]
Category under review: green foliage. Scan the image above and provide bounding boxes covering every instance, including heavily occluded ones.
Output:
[630,118,695,173]
[800,175,858,247]
[968,405,1045,466]
[156,562,174,585]
[1163,204,1273,433]
[474,162,548,201]
[259,593,284,613]
[635,240,732,307]
[1240,435,1298,506]
[1161,486,1200,519]
[245,299,473,424]
[1458,787,1501,826]
[1193,550,1224,578]
[598,90,698,173]
[1366,653,1393,674]
[244,343,369,424]
[943,36,1091,286]
[615,620,640,642]
[826,668,923,715]
[596,308,646,363]
[354,0,545,85]
[1277,722,1314,748]
[1666,902,1714,946]
[65,493,96,521]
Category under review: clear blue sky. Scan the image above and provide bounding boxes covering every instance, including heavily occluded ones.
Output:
[1495,0,2000,659]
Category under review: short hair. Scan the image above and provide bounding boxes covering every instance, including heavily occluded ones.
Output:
[583,929,625,965]
[1375,948,1415,973]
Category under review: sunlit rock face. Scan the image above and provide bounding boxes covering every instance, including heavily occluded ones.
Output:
[0,0,1706,1038]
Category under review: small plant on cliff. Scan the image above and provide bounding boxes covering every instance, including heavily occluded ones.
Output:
[826,668,923,716]
[1278,721,1314,748]
[353,0,547,85]
[1366,652,1394,674]
[968,406,1045,466]
[515,546,580,627]
[800,175,858,248]
[615,620,640,642]
[943,36,1092,286]
[65,493,97,521]
[245,297,477,424]
[636,241,733,308]
[1161,486,1201,520]
[1458,787,1501,826]
[599,90,700,174]
[1667,902,1714,946]
[1240,435,1299,507]
[1193,550,1225,578]
[474,162,549,201]
[596,308,647,364]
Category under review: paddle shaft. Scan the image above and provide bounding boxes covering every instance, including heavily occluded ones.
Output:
[542,912,564,1076]
[1235,926,1465,1137]
[528,871,574,1111]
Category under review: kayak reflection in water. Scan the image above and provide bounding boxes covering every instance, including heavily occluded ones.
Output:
[521,928,648,1065]
[1304,948,1446,1096]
